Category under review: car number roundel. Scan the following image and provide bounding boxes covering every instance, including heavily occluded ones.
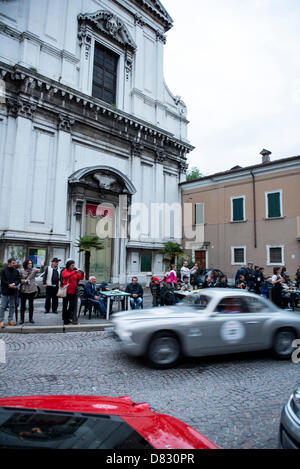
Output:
[220,320,245,344]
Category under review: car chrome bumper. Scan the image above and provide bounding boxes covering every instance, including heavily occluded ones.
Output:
[279,399,300,449]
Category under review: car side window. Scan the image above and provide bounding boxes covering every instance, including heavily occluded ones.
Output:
[244,297,272,313]
[215,297,247,314]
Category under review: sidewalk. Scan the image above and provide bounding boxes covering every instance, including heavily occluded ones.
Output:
[0,290,153,334]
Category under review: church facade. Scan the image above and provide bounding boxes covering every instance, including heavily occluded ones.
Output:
[0,0,193,284]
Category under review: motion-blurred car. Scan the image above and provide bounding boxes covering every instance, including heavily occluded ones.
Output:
[0,395,218,449]
[112,289,300,369]
[280,385,300,449]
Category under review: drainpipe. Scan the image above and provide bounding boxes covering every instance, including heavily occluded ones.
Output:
[250,170,257,249]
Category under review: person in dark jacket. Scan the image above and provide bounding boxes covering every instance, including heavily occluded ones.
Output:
[0,258,20,328]
[202,274,214,288]
[296,267,300,289]
[150,277,161,307]
[235,265,246,283]
[43,258,62,314]
[235,275,248,290]
[83,277,106,316]
[245,262,256,291]
[125,277,143,310]
[215,275,228,288]
[159,282,176,306]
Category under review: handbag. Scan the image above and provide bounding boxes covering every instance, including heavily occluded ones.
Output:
[57,283,69,298]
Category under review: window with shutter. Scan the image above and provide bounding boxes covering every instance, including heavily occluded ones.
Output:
[267,192,281,218]
[141,253,152,272]
[92,43,118,105]
[232,197,244,222]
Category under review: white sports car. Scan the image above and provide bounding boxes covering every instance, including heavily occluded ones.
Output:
[112,289,300,369]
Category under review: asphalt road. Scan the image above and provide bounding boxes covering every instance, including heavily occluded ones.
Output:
[0,330,299,449]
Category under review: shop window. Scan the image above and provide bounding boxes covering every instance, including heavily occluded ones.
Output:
[28,249,46,267]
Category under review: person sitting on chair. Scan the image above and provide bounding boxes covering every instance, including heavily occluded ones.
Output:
[125,277,143,310]
[83,277,106,317]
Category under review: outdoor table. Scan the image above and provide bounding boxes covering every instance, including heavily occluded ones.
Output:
[100,291,131,321]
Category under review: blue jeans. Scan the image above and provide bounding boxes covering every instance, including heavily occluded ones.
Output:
[0,295,17,322]
[88,298,106,315]
[130,297,143,310]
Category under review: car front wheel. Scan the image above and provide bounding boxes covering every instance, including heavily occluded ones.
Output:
[272,329,296,359]
[146,332,180,369]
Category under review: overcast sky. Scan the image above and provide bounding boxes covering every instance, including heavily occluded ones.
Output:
[162,0,300,175]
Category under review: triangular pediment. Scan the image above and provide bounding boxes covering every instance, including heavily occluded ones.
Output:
[78,10,137,51]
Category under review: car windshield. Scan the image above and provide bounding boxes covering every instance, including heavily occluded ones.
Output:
[183,294,211,310]
[0,408,153,449]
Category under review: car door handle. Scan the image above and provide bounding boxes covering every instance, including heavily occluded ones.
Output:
[246,321,260,325]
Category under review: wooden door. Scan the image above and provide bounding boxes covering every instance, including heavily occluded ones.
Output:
[195,251,206,269]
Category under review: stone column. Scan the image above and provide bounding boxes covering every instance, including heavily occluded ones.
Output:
[111,204,120,283]
[52,114,75,237]
[0,110,17,229]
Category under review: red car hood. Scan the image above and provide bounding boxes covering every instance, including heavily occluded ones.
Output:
[0,395,218,450]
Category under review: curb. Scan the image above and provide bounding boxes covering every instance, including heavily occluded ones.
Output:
[0,324,113,334]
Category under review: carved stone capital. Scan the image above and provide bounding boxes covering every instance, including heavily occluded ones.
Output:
[58,114,75,132]
[7,97,36,119]
[134,14,146,28]
[179,161,189,174]
[156,30,167,44]
[131,142,144,157]
[155,149,167,164]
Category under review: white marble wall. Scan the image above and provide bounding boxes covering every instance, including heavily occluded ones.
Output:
[0,0,188,140]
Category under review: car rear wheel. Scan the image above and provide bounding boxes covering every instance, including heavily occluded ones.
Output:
[272,329,296,359]
[146,332,180,369]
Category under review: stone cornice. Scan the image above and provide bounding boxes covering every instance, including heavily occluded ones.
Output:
[6,97,36,119]
[133,0,173,31]
[131,88,189,124]
[0,62,194,155]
